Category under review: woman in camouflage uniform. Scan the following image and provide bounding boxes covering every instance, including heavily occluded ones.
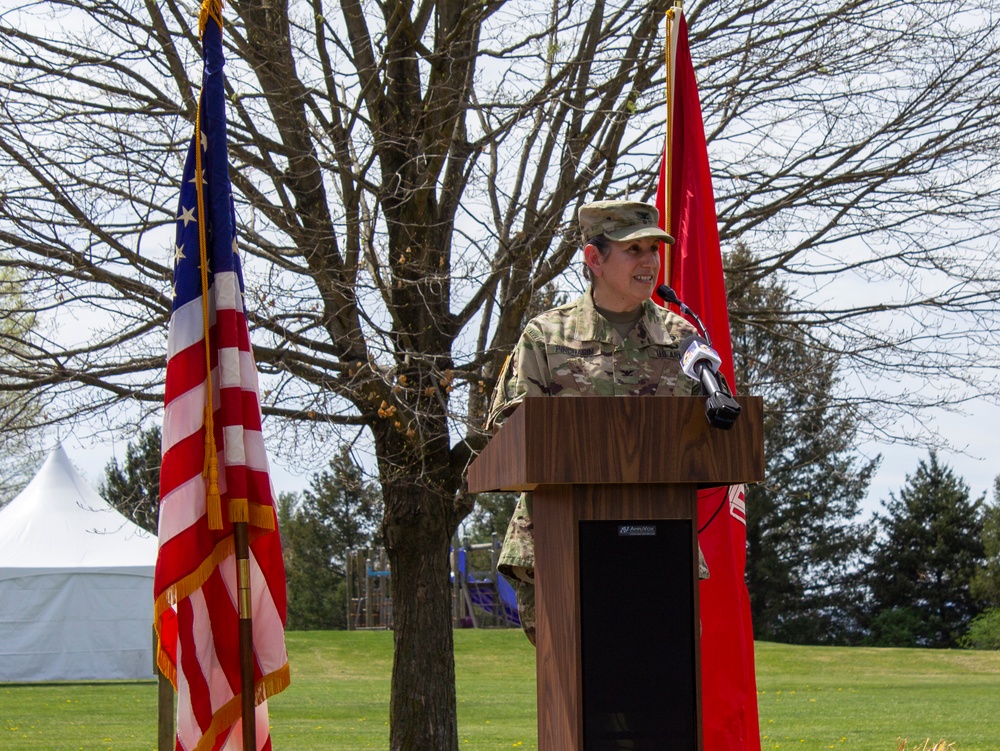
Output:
[486,200,706,645]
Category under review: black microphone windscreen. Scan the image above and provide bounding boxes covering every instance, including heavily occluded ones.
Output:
[656,284,682,306]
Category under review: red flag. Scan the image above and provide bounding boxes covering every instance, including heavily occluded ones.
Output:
[655,9,760,751]
[154,3,289,750]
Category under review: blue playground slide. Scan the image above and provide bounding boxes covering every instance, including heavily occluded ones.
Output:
[454,548,520,627]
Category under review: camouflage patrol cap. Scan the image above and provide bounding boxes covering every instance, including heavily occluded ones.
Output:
[579,200,674,245]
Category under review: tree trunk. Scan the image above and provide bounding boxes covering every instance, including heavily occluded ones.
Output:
[375,399,462,751]
[382,478,459,751]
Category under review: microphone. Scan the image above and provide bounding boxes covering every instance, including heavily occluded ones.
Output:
[656,284,710,343]
[680,335,741,430]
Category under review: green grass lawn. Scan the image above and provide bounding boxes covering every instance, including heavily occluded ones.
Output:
[755,642,1000,751]
[2,631,999,750]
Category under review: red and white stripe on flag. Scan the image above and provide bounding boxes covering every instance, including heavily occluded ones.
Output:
[655,8,761,751]
[154,5,289,751]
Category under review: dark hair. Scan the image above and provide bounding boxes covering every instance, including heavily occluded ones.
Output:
[582,234,612,282]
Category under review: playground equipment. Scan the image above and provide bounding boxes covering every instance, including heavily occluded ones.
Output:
[345,547,392,630]
[451,534,520,629]
[345,537,520,630]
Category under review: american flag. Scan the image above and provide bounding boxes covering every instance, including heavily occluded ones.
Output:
[154,4,289,750]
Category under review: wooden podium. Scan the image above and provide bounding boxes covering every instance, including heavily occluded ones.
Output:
[468,396,764,751]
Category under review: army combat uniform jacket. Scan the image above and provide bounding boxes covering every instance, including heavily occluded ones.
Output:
[487,290,708,584]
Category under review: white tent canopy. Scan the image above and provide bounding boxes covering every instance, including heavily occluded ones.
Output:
[0,444,159,681]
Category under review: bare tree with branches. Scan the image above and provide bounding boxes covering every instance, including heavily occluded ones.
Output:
[0,268,44,502]
[1,0,999,746]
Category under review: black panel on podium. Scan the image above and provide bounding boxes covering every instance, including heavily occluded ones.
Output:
[579,520,696,750]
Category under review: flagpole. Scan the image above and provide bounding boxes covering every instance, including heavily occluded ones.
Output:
[234,521,257,751]
[664,2,682,284]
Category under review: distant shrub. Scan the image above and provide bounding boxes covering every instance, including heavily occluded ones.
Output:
[865,607,929,647]
[959,607,1000,650]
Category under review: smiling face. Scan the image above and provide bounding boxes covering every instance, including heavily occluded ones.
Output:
[585,237,662,313]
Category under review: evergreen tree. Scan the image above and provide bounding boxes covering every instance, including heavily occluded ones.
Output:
[962,487,1000,652]
[866,452,986,647]
[727,244,877,644]
[99,425,161,534]
[280,447,382,630]
[969,475,1000,607]
[464,492,518,545]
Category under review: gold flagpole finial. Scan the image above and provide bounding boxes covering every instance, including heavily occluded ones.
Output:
[199,0,225,37]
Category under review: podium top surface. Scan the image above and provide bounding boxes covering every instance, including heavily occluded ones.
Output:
[467,396,764,493]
